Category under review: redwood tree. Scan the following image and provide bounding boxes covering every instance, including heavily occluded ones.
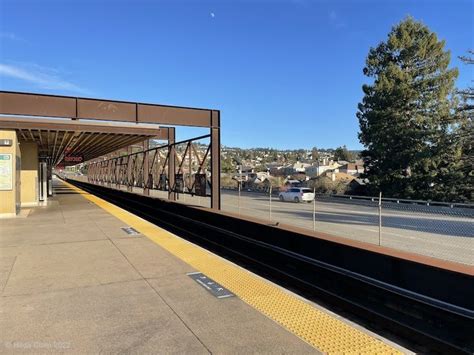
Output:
[357,17,460,200]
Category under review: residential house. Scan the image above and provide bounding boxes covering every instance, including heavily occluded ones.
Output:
[339,163,364,176]
[305,161,342,178]
[348,178,367,195]
[267,162,285,176]
[292,161,311,173]
[233,166,256,182]
[247,172,272,191]
[278,164,294,176]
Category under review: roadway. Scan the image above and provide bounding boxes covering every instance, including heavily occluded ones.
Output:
[217,190,473,265]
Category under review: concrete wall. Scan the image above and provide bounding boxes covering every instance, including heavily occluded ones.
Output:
[20,142,39,207]
[0,130,20,217]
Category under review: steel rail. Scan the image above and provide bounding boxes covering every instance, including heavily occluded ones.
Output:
[65,178,474,354]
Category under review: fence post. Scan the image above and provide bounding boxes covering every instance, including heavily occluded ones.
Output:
[238,180,241,216]
[378,191,382,246]
[269,184,272,222]
[313,187,316,232]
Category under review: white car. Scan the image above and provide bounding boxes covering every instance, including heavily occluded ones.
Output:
[279,187,315,203]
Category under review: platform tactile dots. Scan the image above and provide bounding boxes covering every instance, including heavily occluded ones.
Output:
[66,181,402,354]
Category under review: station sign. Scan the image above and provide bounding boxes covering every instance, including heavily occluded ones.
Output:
[158,174,167,190]
[0,139,12,147]
[194,174,207,196]
[147,174,153,189]
[64,154,84,164]
[175,173,184,193]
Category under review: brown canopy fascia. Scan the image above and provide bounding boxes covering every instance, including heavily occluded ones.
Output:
[0,91,220,128]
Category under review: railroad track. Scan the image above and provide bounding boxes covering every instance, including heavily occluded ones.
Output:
[66,179,474,354]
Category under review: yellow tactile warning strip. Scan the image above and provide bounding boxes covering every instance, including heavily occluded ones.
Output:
[64,181,401,354]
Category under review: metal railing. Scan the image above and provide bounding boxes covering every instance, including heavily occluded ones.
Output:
[85,135,213,198]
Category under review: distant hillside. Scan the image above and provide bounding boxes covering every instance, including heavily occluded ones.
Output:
[220,145,361,173]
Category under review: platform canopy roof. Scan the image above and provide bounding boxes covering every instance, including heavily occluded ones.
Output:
[0,114,165,166]
[0,91,219,166]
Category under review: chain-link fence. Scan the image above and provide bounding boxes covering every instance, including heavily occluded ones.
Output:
[221,188,474,265]
[62,172,473,265]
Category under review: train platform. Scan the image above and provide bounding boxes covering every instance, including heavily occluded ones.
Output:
[0,178,407,353]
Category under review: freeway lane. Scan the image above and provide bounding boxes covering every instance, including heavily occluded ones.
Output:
[218,190,473,266]
[100,182,474,266]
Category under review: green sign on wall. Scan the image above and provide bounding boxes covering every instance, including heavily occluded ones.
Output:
[0,153,13,191]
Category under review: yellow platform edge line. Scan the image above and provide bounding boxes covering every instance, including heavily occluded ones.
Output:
[64,181,401,354]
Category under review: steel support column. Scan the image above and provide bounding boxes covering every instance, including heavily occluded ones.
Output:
[127,146,133,192]
[143,139,150,195]
[116,155,121,189]
[87,163,92,182]
[47,163,53,196]
[107,157,113,188]
[168,127,176,201]
[210,111,221,210]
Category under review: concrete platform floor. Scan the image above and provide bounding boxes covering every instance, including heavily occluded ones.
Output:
[0,180,317,354]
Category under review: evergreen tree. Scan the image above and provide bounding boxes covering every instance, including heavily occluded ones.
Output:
[357,17,459,200]
[334,145,354,162]
[311,147,320,162]
[221,156,234,173]
[456,51,473,201]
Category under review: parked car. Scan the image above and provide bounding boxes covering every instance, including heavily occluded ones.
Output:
[278,187,315,203]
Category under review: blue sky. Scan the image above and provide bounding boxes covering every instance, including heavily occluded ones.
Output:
[0,0,472,149]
